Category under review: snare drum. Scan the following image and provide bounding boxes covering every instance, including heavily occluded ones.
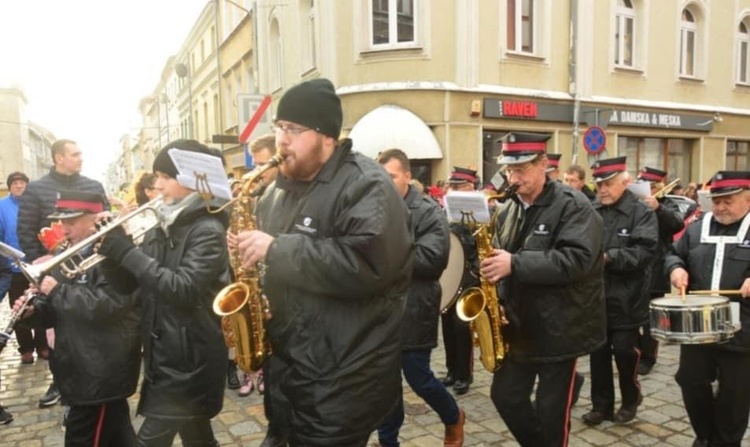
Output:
[439,233,466,313]
[649,295,739,344]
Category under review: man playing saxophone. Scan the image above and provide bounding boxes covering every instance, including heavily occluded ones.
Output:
[12,190,141,445]
[479,132,606,447]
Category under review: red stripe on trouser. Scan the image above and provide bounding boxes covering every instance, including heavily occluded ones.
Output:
[93,404,107,447]
[562,360,577,447]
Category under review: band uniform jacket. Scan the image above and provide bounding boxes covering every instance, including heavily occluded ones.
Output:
[17,168,108,262]
[35,260,141,406]
[493,180,606,363]
[665,213,750,352]
[113,198,231,420]
[649,196,685,295]
[402,185,450,350]
[594,189,659,329]
[256,139,414,445]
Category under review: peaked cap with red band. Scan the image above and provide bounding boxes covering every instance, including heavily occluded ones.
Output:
[48,190,105,220]
[497,132,551,165]
[637,166,667,183]
[708,171,750,198]
[448,167,478,185]
[546,153,562,173]
[591,156,627,183]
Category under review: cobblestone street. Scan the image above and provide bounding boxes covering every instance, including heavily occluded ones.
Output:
[1,301,749,446]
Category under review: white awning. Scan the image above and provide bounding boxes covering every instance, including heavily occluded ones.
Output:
[348,105,443,160]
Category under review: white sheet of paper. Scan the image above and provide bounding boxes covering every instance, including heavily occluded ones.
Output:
[168,149,232,200]
[627,180,651,198]
[444,191,491,223]
[697,190,712,211]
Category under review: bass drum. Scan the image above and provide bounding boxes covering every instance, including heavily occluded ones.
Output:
[439,232,467,314]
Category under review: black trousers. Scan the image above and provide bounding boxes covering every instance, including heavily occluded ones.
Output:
[262,358,290,439]
[637,293,663,366]
[491,357,578,447]
[589,328,641,412]
[65,399,136,447]
[8,273,47,354]
[440,301,473,381]
[676,345,750,447]
[137,416,218,447]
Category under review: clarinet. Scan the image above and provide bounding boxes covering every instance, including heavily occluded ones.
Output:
[0,289,35,353]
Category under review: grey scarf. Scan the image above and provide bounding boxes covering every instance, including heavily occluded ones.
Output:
[158,192,202,236]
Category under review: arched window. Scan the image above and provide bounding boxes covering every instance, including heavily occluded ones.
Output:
[269,17,282,90]
[615,0,635,67]
[299,0,317,72]
[738,19,750,84]
[680,8,697,76]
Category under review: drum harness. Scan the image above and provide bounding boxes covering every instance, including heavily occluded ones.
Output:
[700,212,750,290]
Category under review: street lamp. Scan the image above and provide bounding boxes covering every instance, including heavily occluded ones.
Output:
[175,62,194,139]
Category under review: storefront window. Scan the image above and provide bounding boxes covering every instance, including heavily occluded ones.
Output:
[618,136,692,182]
[726,141,749,170]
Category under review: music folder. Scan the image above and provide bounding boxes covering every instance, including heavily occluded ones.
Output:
[443,191,491,223]
[168,148,232,201]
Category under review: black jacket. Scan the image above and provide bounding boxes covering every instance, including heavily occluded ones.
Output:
[115,197,231,420]
[256,140,413,445]
[594,190,658,329]
[665,213,750,352]
[18,168,108,262]
[649,196,685,295]
[402,186,450,350]
[36,261,141,406]
[493,180,606,363]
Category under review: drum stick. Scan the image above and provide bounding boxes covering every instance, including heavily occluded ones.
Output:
[689,289,742,295]
[680,286,686,302]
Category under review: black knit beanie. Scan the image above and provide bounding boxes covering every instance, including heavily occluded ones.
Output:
[6,171,29,188]
[275,78,342,138]
[153,139,222,178]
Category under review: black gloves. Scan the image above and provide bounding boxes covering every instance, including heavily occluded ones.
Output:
[97,225,136,265]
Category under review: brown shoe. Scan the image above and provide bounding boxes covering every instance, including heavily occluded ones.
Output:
[20,352,34,364]
[444,408,465,447]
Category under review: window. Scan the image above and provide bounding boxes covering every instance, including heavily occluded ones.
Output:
[726,141,749,170]
[507,0,534,53]
[680,9,697,77]
[371,0,416,47]
[300,0,317,71]
[615,0,635,67]
[738,20,750,84]
[619,136,692,183]
[269,17,282,90]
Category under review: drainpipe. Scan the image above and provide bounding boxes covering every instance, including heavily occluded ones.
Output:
[570,0,580,165]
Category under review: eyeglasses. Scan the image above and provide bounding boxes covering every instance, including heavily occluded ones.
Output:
[502,163,535,177]
[272,123,315,138]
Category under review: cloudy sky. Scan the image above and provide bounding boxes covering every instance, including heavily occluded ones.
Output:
[0,0,208,182]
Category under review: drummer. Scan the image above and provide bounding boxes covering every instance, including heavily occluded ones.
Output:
[666,170,750,447]
[440,167,479,395]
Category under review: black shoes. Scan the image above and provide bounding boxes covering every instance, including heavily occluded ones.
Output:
[259,433,289,447]
[637,362,654,376]
[572,373,584,405]
[227,360,241,390]
[38,382,61,408]
[441,372,456,387]
[582,410,614,425]
[0,406,13,424]
[614,394,643,424]
[453,378,472,395]
[691,439,708,447]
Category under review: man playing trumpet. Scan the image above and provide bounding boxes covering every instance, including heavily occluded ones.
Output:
[13,190,141,445]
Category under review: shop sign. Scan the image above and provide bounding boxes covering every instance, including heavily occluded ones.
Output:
[483,98,572,122]
[605,109,712,131]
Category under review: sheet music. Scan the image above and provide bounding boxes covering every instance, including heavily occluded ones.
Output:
[168,149,232,200]
[697,190,712,211]
[627,180,651,198]
[444,191,491,223]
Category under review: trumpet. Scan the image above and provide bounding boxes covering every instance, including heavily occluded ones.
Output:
[18,196,163,284]
[653,178,681,199]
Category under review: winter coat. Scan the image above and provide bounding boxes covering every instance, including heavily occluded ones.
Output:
[649,196,685,295]
[493,180,606,363]
[17,168,108,262]
[665,212,750,352]
[0,195,22,272]
[256,139,414,445]
[402,186,449,350]
[36,261,141,406]
[594,190,658,329]
[115,198,231,420]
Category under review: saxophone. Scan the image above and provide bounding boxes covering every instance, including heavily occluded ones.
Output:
[455,186,517,372]
[212,154,283,373]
